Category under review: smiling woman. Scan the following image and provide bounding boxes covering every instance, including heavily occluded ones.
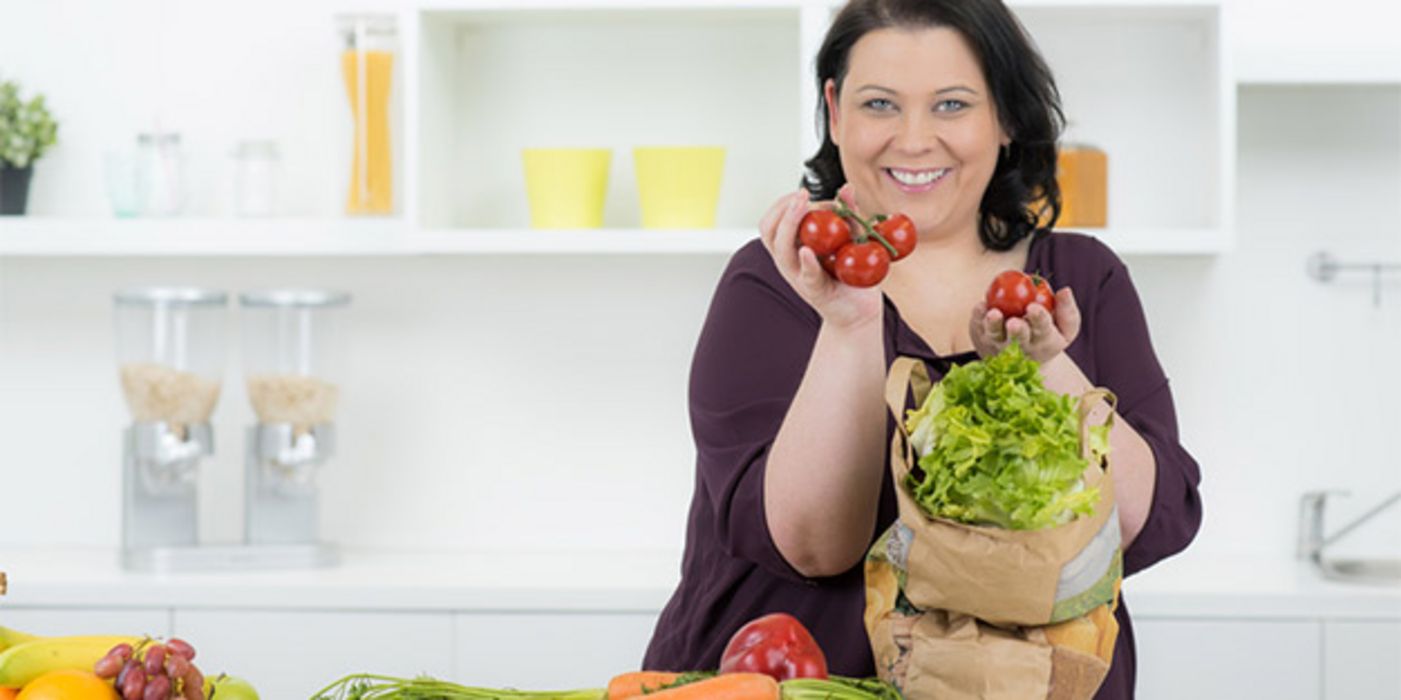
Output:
[804,0,1064,253]
[643,0,1202,698]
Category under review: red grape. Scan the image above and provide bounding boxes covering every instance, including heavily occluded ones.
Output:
[144,673,171,700]
[144,645,167,676]
[121,669,146,700]
[94,652,123,679]
[183,667,205,700]
[167,653,190,679]
[166,638,196,661]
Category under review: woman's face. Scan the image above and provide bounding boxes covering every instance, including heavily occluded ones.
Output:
[826,26,1009,240]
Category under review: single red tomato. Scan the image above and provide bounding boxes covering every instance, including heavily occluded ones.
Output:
[834,241,890,287]
[719,612,829,682]
[798,210,851,257]
[874,214,917,260]
[986,270,1037,318]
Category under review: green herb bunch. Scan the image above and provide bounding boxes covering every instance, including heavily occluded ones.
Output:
[0,80,58,168]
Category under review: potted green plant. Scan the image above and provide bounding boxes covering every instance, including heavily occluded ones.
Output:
[0,80,59,215]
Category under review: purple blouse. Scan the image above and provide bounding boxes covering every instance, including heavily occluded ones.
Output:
[643,230,1203,699]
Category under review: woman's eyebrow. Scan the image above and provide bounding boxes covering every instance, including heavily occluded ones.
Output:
[853,84,980,96]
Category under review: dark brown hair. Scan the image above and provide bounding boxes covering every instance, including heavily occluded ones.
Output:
[802,0,1065,251]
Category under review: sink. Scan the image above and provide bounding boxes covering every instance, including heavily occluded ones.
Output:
[1317,557,1401,586]
[1299,490,1401,586]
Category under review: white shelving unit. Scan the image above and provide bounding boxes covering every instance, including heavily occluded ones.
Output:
[1236,47,1401,86]
[0,0,1237,257]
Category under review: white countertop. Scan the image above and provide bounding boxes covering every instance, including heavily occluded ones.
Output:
[2,547,1398,620]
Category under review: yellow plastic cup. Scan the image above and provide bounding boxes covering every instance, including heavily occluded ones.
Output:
[521,148,612,228]
[633,146,726,229]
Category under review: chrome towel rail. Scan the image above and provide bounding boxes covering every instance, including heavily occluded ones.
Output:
[1307,250,1401,307]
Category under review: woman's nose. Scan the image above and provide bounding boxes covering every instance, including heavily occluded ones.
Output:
[891,113,939,155]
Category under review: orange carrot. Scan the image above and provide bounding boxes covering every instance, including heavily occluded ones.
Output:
[607,671,683,699]
[641,673,780,700]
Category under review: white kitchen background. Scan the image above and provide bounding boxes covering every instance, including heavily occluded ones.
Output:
[1,0,1399,698]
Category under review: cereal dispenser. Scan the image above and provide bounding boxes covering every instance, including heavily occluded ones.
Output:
[114,287,226,571]
[240,289,349,563]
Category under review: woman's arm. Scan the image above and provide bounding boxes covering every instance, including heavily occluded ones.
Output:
[1038,352,1156,547]
[764,314,889,578]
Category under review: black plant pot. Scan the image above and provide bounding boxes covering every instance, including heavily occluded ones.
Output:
[0,164,34,215]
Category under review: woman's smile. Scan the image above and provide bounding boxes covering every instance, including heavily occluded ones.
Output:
[885,166,952,193]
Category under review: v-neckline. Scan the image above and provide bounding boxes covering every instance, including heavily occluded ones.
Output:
[884,229,1049,364]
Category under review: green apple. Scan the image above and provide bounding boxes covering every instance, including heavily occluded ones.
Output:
[204,674,260,700]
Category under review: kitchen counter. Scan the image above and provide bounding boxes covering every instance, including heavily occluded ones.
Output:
[2,547,1398,619]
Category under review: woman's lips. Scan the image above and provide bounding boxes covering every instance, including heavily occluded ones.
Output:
[885,167,950,193]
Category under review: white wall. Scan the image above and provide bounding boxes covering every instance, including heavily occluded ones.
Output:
[1,0,1398,564]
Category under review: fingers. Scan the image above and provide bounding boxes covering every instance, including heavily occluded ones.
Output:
[1005,317,1032,347]
[1053,287,1082,343]
[796,245,827,290]
[1024,303,1056,338]
[981,306,1006,342]
[758,192,795,255]
[768,190,809,275]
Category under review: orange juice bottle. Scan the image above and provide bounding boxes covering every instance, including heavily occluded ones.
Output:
[339,16,395,215]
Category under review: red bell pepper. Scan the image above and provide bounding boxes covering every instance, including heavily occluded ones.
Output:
[718,612,829,682]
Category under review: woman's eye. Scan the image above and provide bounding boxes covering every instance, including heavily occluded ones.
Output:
[936,99,969,113]
[863,98,895,112]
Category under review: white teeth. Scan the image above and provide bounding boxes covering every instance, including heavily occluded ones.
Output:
[889,168,949,186]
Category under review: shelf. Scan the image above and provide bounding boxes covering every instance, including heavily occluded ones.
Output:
[1236,48,1401,86]
[0,218,1226,256]
[415,5,804,230]
[0,218,756,256]
[1085,227,1232,256]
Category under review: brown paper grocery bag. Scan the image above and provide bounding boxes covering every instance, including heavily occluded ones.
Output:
[883,356,1121,627]
[866,546,1120,700]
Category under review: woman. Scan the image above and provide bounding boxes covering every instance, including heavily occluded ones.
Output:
[643,0,1202,696]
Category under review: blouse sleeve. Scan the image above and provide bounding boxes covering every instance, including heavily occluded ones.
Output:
[688,242,821,583]
[1091,260,1204,576]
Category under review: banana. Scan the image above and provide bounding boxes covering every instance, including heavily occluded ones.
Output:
[0,625,42,654]
[0,635,141,687]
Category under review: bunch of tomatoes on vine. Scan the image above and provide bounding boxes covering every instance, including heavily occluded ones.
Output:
[797,201,916,288]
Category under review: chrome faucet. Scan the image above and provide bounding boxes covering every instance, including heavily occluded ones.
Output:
[1298,490,1401,559]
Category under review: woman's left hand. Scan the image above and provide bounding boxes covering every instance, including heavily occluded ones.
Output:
[969,287,1082,363]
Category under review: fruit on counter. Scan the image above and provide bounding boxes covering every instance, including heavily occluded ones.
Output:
[985,269,1055,319]
[796,200,915,288]
[95,639,206,700]
[718,612,828,682]
[14,669,118,700]
[203,674,258,700]
[0,627,40,655]
[903,341,1107,530]
[0,635,142,688]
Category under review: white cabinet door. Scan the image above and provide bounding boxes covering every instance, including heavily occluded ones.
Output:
[173,610,453,699]
[0,607,169,638]
[1326,621,1401,700]
[454,612,660,690]
[1135,618,1321,700]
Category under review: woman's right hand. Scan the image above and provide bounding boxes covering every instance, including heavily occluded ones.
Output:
[758,184,884,330]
